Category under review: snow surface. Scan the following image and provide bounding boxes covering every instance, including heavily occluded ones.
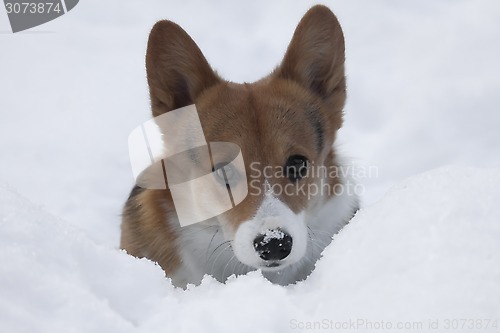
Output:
[1,0,500,332]
[2,167,500,332]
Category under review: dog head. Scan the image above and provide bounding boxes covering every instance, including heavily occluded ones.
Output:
[146,5,346,272]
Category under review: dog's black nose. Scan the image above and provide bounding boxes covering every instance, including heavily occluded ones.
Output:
[253,229,293,261]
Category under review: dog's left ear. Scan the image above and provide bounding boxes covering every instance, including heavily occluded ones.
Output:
[146,20,221,117]
[275,5,345,102]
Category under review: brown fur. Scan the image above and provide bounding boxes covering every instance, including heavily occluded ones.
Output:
[121,5,346,276]
[122,188,182,273]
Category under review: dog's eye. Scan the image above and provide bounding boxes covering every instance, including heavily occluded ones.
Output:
[213,163,235,185]
[285,155,309,182]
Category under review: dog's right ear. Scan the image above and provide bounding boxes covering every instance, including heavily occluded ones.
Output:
[146,21,220,117]
[274,5,345,103]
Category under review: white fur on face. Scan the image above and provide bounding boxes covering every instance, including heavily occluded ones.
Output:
[232,191,307,271]
[173,155,360,287]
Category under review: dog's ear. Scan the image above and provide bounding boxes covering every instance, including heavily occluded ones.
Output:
[146,21,220,117]
[275,5,345,101]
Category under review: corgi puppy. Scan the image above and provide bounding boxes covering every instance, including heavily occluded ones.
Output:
[121,5,359,288]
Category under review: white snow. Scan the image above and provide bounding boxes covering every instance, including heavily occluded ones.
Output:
[262,228,285,243]
[1,167,499,332]
[1,0,500,332]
